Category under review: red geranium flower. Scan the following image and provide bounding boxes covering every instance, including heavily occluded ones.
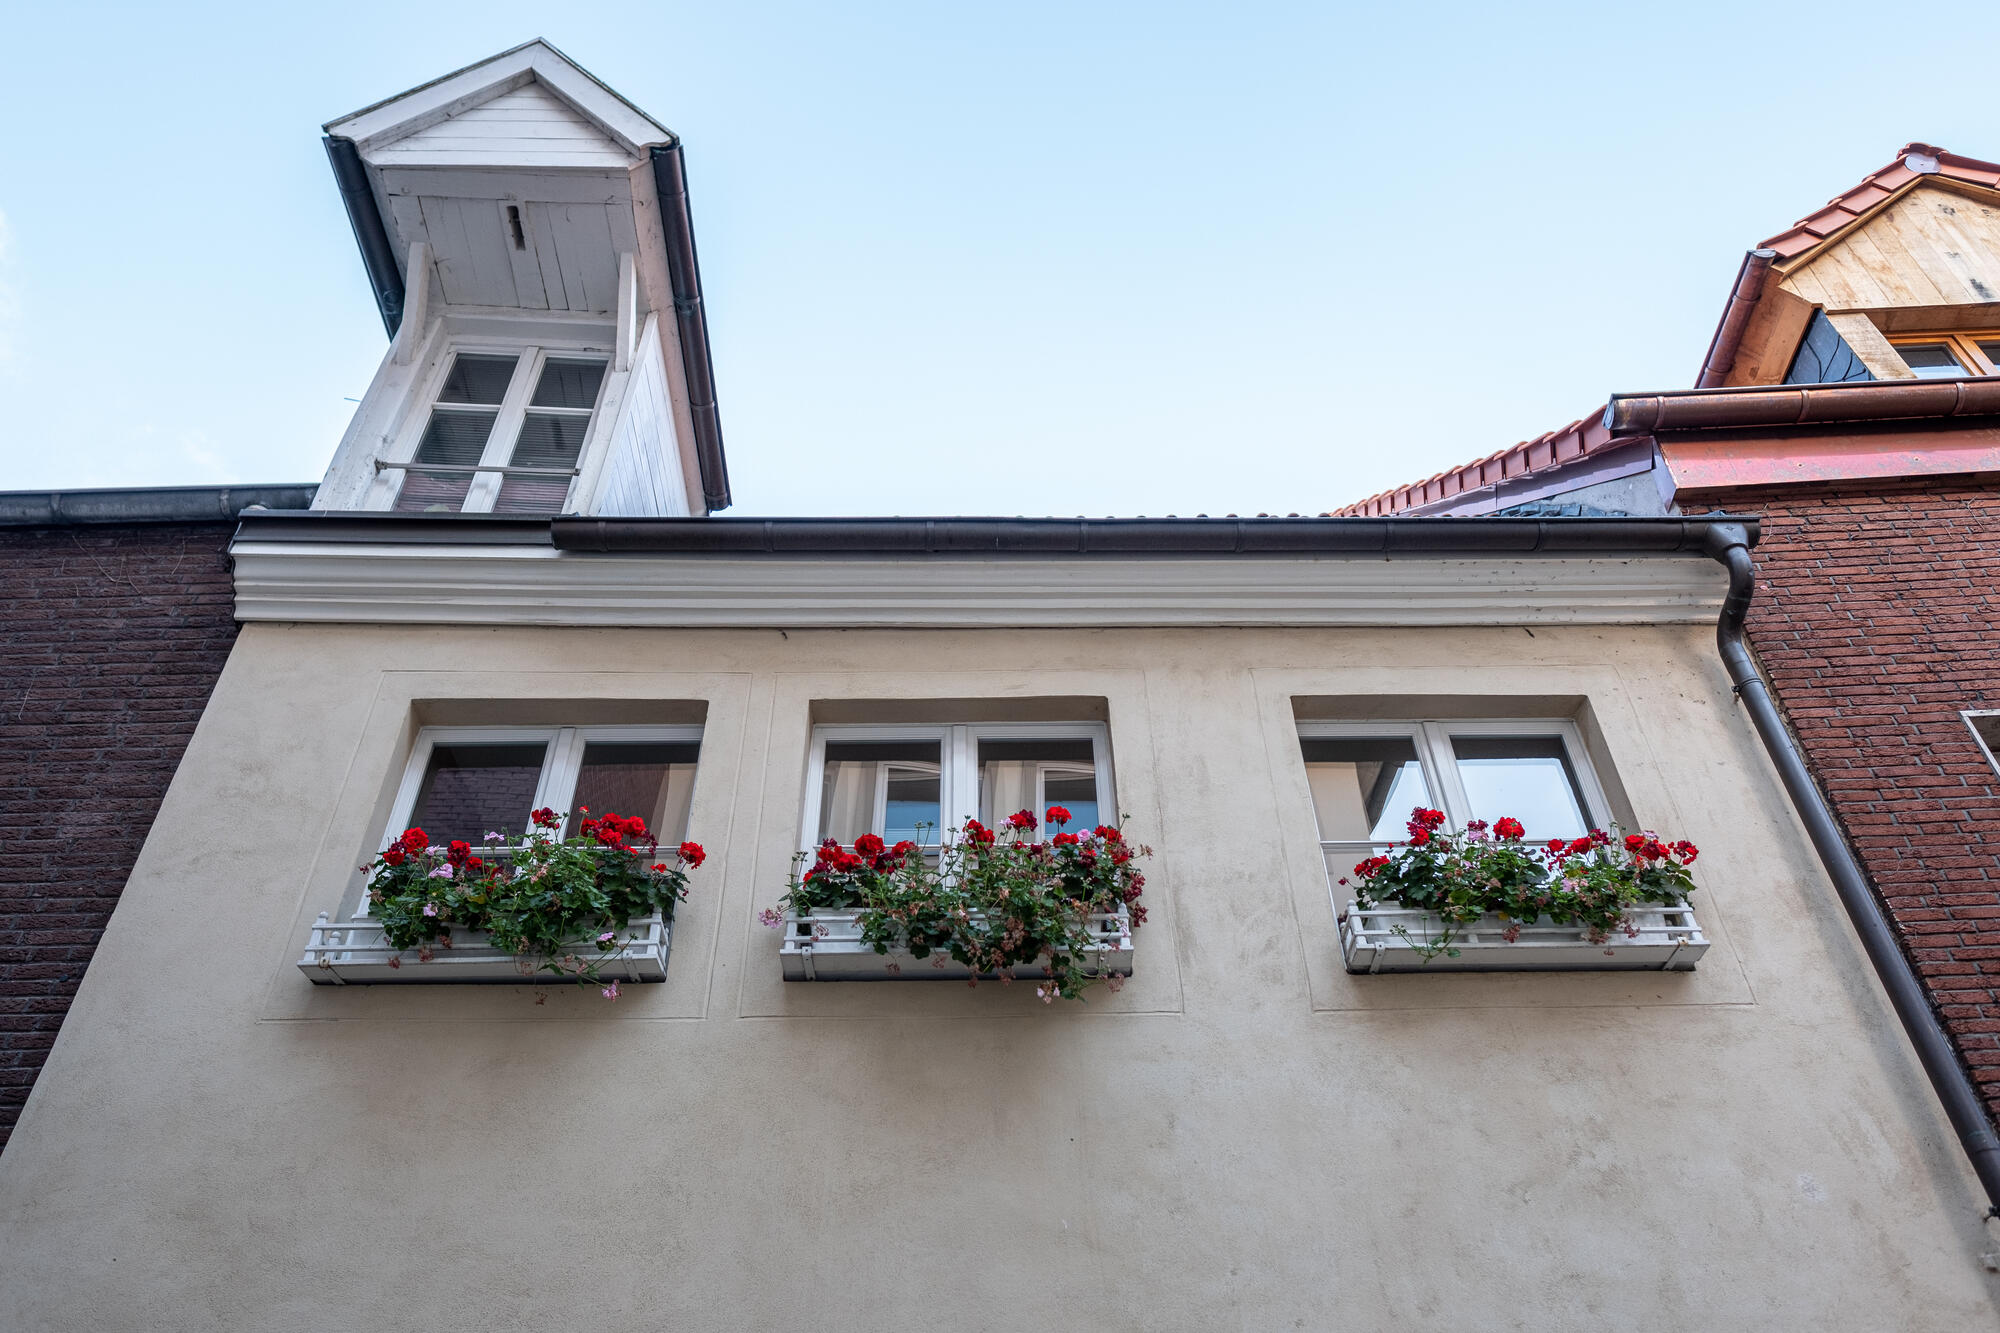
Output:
[1006,810,1037,831]
[854,833,884,857]
[1045,806,1072,828]
[382,847,406,866]
[1053,831,1080,846]
[399,828,429,851]
[1624,834,1647,852]
[1093,825,1122,843]
[678,841,706,868]
[1493,817,1525,840]
[531,807,560,829]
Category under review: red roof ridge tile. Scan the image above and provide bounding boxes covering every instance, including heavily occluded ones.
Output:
[1759,142,2000,262]
[1331,408,1617,517]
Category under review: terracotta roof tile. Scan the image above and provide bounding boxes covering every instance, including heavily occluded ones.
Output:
[1336,142,2000,517]
[1757,142,2000,260]
[1330,410,1615,517]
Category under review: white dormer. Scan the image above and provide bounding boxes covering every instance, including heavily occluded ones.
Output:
[312,39,729,516]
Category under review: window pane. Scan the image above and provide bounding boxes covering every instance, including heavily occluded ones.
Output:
[1450,735,1590,841]
[530,358,607,409]
[437,354,518,405]
[1899,343,1966,378]
[819,741,941,846]
[395,409,497,512]
[493,412,589,513]
[570,741,700,843]
[407,742,548,848]
[1977,341,2000,371]
[978,738,1099,830]
[1300,737,1430,841]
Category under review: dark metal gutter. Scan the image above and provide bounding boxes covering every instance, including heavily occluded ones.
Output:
[1611,378,2000,435]
[1695,249,1777,389]
[548,514,1756,557]
[324,136,405,339]
[650,144,731,513]
[1702,524,2000,1219]
[4,485,317,528]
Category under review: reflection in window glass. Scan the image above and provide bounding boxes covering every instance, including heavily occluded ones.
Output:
[1450,736,1590,841]
[495,358,605,513]
[397,354,517,513]
[1900,343,1966,379]
[1301,737,1432,841]
[978,739,1099,831]
[820,741,942,846]
[408,742,548,847]
[569,742,700,842]
[1978,341,2000,371]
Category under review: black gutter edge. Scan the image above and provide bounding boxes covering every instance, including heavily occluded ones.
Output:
[231,510,555,547]
[545,514,1759,557]
[325,136,405,340]
[1704,523,2000,1220]
[650,144,731,513]
[4,485,318,528]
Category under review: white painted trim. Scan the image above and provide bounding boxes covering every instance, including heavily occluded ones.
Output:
[803,721,1114,855]
[327,40,672,159]
[615,253,636,373]
[392,242,431,365]
[229,547,1733,629]
[1963,710,2000,776]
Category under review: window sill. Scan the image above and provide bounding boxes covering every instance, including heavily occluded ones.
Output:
[778,906,1133,982]
[297,911,671,985]
[1339,902,1707,973]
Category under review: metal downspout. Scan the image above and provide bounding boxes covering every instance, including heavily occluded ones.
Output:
[1704,523,2000,1218]
[323,136,405,340]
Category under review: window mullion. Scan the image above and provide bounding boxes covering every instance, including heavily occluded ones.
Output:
[462,348,543,513]
[1419,722,1474,828]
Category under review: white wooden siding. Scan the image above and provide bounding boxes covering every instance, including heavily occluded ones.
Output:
[594,313,692,516]
[370,80,634,169]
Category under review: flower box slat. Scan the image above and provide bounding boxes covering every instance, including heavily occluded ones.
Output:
[779,906,1133,982]
[1339,902,1708,973]
[297,911,671,985]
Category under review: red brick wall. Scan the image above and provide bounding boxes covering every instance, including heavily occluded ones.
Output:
[0,523,239,1151]
[1698,476,2000,1124]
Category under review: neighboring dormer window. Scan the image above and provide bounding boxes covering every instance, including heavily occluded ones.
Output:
[391,349,608,514]
[1888,333,2000,380]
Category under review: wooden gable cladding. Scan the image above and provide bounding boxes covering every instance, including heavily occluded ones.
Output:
[371,81,632,170]
[378,169,641,314]
[1781,182,2000,313]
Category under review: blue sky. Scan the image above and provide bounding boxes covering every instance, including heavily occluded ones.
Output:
[3,2,1997,516]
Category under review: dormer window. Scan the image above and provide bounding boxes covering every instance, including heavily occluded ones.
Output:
[391,349,607,514]
[1888,333,2000,380]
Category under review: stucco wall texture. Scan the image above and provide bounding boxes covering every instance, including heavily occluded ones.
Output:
[1701,477,2000,1127]
[0,620,1994,1329]
[0,522,240,1152]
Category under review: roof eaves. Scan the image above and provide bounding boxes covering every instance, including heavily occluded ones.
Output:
[1330,408,1619,517]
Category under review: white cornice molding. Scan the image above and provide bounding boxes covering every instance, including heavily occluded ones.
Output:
[229,542,1729,628]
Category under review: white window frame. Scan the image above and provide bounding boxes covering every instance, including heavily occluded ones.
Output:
[1964,710,2000,776]
[800,721,1114,852]
[374,342,612,514]
[1296,718,1610,863]
[362,723,702,919]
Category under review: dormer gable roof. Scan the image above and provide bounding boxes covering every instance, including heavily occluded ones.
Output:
[325,39,673,167]
[1758,142,2000,264]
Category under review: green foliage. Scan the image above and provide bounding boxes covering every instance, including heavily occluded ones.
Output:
[769,810,1149,1002]
[1345,809,1700,960]
[364,811,702,989]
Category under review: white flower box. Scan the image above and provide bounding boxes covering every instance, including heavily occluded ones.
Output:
[1339,901,1707,973]
[778,906,1133,982]
[297,911,671,984]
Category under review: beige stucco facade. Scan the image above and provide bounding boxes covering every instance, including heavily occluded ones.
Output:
[2,617,1996,1329]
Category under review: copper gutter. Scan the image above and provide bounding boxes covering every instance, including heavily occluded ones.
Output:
[1610,378,2000,434]
[1694,249,1777,389]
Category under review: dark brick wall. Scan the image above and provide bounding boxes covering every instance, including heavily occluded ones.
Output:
[1700,476,2000,1124]
[0,523,240,1151]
